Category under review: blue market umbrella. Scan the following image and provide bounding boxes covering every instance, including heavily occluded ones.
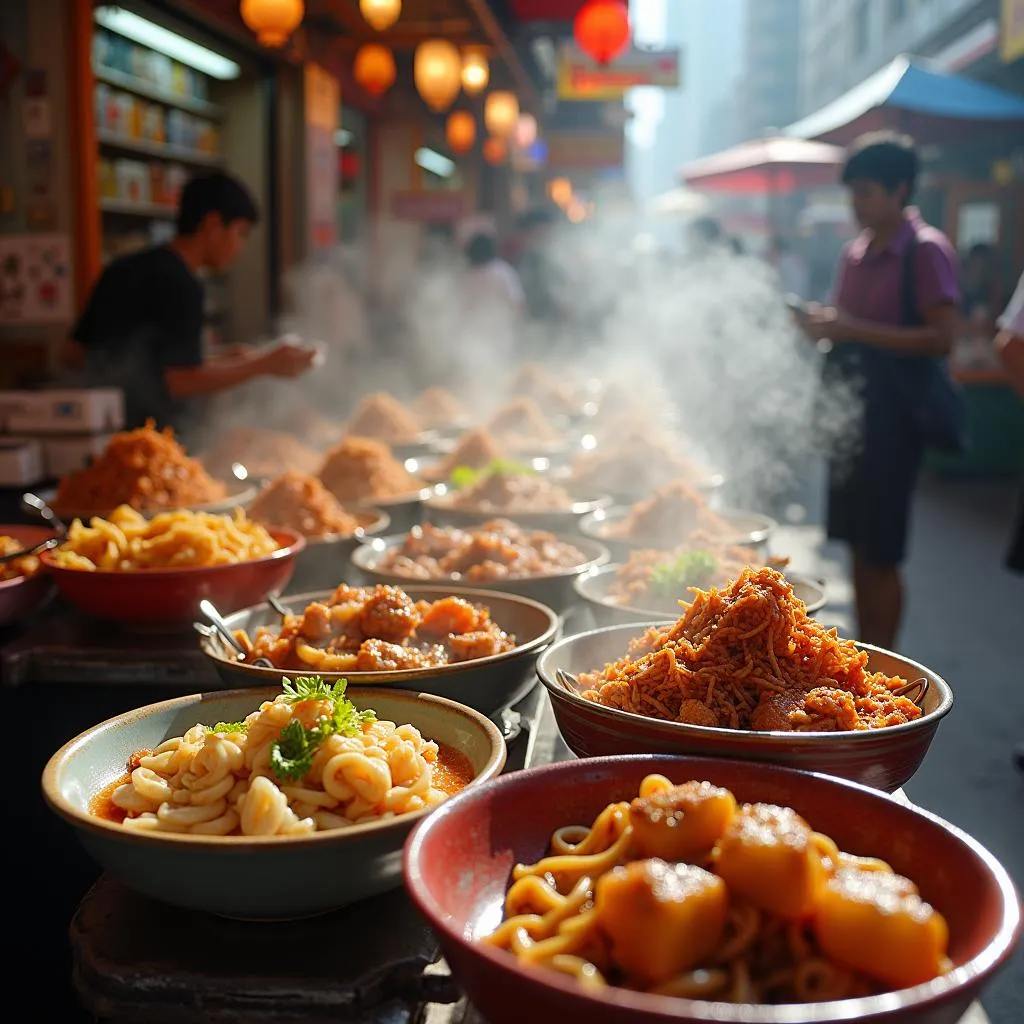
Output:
[785,54,1024,144]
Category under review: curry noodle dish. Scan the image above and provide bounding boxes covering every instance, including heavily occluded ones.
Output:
[485,773,950,1002]
[91,675,473,835]
[235,583,515,672]
[580,567,921,732]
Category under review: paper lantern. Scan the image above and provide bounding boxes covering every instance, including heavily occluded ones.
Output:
[240,0,304,48]
[414,39,462,112]
[484,91,519,139]
[548,177,573,208]
[513,113,537,149]
[353,43,396,96]
[573,0,630,66]
[460,47,490,95]
[446,111,476,155]
[359,0,401,31]
[482,136,507,165]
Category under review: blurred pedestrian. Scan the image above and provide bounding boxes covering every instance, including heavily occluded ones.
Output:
[798,130,962,650]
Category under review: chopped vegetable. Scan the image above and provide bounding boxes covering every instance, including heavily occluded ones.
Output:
[448,458,536,490]
[210,720,248,734]
[648,549,719,597]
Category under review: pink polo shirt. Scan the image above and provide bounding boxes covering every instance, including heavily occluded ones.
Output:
[832,208,960,323]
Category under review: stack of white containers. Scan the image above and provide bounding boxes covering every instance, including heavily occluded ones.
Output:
[0,389,125,489]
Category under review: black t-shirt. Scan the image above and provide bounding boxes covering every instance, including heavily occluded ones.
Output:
[73,245,204,434]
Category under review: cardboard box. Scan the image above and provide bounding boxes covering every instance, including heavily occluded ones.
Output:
[0,389,124,434]
[0,439,46,487]
[41,434,114,478]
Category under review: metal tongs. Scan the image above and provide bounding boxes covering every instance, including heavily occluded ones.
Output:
[0,493,67,565]
[195,598,274,668]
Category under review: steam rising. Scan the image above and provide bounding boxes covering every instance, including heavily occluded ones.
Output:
[202,215,861,515]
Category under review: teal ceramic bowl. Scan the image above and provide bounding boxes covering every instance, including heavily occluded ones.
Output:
[42,686,506,920]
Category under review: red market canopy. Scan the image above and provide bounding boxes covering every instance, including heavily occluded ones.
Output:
[678,137,845,195]
[784,54,1024,144]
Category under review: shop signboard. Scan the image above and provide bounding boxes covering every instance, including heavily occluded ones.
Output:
[391,192,466,222]
[1001,0,1024,62]
[545,130,625,173]
[304,63,339,257]
[557,43,681,101]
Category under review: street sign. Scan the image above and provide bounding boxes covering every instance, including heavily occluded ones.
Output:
[557,43,681,101]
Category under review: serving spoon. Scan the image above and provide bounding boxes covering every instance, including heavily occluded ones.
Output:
[554,668,929,708]
[198,598,274,668]
[0,493,67,565]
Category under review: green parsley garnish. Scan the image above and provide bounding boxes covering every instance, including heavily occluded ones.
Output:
[210,720,248,734]
[448,458,536,490]
[649,550,719,598]
[269,675,376,782]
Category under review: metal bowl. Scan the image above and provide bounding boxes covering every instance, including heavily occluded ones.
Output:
[286,506,391,593]
[0,524,58,626]
[35,481,259,524]
[388,430,443,462]
[351,532,610,614]
[578,505,777,562]
[364,485,440,535]
[422,487,612,535]
[43,686,506,920]
[536,622,953,793]
[199,584,560,717]
[574,563,827,627]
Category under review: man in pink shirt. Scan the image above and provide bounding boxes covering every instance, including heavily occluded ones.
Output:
[799,132,961,650]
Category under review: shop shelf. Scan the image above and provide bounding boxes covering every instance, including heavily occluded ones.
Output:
[93,65,223,120]
[97,130,222,167]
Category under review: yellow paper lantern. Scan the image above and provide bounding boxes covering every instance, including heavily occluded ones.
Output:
[353,43,396,97]
[482,136,507,165]
[548,177,573,207]
[240,0,304,48]
[359,0,401,31]
[484,91,519,139]
[513,113,537,149]
[460,47,490,95]
[414,39,463,112]
[446,111,476,155]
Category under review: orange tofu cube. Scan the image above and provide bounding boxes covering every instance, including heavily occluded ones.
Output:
[629,780,737,863]
[594,859,727,985]
[814,867,949,988]
[713,803,827,920]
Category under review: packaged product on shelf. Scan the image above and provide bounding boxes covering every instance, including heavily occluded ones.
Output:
[190,67,209,102]
[171,62,188,97]
[150,52,174,93]
[98,160,118,200]
[129,44,148,82]
[141,103,166,144]
[148,163,165,207]
[164,164,188,206]
[92,29,111,71]
[166,109,185,148]
[98,88,122,135]
[115,160,150,204]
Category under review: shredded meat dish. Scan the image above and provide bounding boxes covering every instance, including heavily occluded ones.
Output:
[236,584,515,671]
[377,519,590,581]
[605,479,732,547]
[317,437,423,502]
[248,471,363,538]
[440,471,576,513]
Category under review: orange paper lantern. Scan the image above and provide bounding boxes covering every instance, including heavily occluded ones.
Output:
[414,39,462,112]
[484,91,519,139]
[446,111,476,155]
[353,43,396,96]
[359,0,401,32]
[573,0,630,66]
[482,136,507,165]
[460,47,490,95]
[240,0,304,48]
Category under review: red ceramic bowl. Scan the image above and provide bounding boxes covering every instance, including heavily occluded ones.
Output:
[39,528,304,628]
[0,524,58,626]
[536,622,953,793]
[404,755,1022,1024]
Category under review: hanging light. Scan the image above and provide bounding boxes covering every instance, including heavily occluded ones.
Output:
[414,39,462,112]
[460,47,489,95]
[482,136,506,165]
[240,0,304,48]
[353,43,396,96]
[573,0,630,66]
[359,0,401,32]
[484,91,519,139]
[513,113,538,150]
[446,111,476,155]
[548,177,573,208]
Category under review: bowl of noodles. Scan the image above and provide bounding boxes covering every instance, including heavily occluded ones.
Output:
[42,676,506,919]
[574,551,827,628]
[39,506,305,628]
[0,524,58,626]
[47,421,257,521]
[536,568,953,794]
[198,583,560,717]
[404,753,1021,1024]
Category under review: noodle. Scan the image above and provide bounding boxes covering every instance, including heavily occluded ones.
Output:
[50,505,279,570]
[580,567,922,732]
[52,421,226,514]
[484,774,950,1003]
[248,471,361,538]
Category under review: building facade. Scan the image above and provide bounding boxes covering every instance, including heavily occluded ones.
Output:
[798,0,1001,118]
[741,0,803,137]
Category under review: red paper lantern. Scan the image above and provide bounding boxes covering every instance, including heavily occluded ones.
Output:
[573,0,630,66]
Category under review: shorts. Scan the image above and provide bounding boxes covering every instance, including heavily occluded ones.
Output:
[826,414,924,568]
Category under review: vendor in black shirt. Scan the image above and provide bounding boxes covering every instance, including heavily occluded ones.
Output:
[62,172,316,439]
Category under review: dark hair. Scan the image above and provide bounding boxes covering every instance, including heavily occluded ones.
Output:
[465,232,498,267]
[841,131,918,201]
[177,172,260,235]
